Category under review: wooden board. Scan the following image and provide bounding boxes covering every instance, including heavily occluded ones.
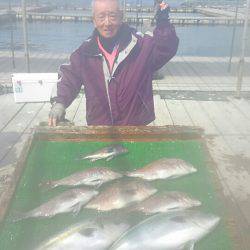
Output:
[165,99,194,126]
[182,100,219,135]
[0,94,25,131]
[0,102,44,162]
[153,95,173,126]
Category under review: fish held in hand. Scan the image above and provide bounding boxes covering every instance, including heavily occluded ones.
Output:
[109,210,220,250]
[131,191,201,214]
[40,167,123,189]
[13,188,98,221]
[79,144,128,162]
[85,179,157,211]
[126,158,197,180]
[36,218,130,250]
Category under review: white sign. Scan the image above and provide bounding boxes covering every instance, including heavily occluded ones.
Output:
[12,73,58,103]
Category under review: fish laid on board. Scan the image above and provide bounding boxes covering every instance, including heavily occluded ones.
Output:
[13,188,98,221]
[131,191,201,214]
[40,167,123,189]
[36,219,130,250]
[126,158,197,180]
[109,210,220,250]
[79,144,128,162]
[85,179,157,211]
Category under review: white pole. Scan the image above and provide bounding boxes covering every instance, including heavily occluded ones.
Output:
[8,0,15,69]
[236,0,250,98]
[123,0,126,20]
[228,0,240,72]
[21,0,30,72]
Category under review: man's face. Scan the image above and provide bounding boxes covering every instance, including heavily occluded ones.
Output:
[93,0,123,38]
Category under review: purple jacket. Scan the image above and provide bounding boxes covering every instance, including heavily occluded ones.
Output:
[55,21,179,125]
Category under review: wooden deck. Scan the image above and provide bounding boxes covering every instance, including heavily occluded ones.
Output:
[0,52,250,248]
[1,51,250,91]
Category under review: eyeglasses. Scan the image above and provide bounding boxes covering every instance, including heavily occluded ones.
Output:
[94,12,121,23]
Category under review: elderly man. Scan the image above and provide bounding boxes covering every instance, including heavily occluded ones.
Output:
[49,0,179,126]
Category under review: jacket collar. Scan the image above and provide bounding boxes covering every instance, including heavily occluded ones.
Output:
[81,23,136,57]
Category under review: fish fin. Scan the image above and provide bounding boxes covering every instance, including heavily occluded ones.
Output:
[90,158,99,162]
[72,203,83,215]
[184,241,195,250]
[95,182,103,189]
[106,156,114,161]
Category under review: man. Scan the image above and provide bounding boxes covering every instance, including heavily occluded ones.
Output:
[49,0,179,126]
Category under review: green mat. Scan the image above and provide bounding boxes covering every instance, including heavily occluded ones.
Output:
[0,139,233,250]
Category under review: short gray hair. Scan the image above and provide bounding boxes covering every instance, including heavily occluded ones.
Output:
[91,0,123,14]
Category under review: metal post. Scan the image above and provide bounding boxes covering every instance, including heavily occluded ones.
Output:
[228,0,240,72]
[123,0,126,20]
[140,0,142,32]
[136,0,139,29]
[236,0,250,98]
[8,0,15,69]
[21,0,30,72]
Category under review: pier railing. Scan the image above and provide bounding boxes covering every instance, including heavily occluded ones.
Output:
[15,12,246,25]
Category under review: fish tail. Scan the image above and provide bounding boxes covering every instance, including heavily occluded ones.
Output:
[75,155,85,161]
[11,211,29,222]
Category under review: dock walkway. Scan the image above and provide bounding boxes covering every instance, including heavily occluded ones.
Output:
[0,52,250,248]
[195,7,245,18]
[15,12,247,25]
[1,51,250,91]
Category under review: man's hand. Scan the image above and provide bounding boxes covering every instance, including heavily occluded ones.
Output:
[154,1,170,25]
[48,103,66,126]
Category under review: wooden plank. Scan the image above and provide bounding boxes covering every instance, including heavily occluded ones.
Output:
[165,99,194,126]
[153,95,173,126]
[160,63,180,86]
[0,54,13,73]
[198,101,238,135]
[205,98,250,135]
[0,102,51,168]
[25,102,51,130]
[179,56,205,90]
[229,97,250,121]
[182,100,219,135]
[45,53,67,73]
[0,102,44,162]
[190,57,223,90]
[164,65,178,84]
[0,94,25,132]
[166,62,191,89]
[218,101,250,134]
[173,57,204,90]
[30,52,53,73]
[204,57,237,89]
[205,57,250,91]
[206,135,250,247]
[182,57,213,91]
